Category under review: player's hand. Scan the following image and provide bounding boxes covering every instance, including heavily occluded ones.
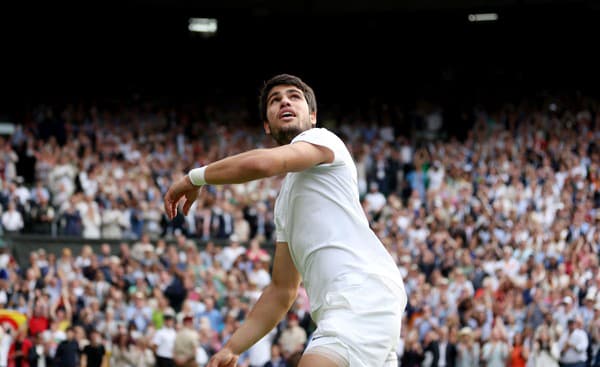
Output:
[207,347,239,367]
[163,175,202,219]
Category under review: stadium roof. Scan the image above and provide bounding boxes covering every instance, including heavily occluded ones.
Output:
[127,0,598,14]
[1,0,598,112]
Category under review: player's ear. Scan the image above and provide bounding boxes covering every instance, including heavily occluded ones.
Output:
[310,111,317,127]
[263,121,271,135]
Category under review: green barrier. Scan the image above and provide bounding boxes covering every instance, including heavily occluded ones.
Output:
[0,234,274,268]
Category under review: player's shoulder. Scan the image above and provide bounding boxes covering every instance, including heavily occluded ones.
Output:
[293,127,340,143]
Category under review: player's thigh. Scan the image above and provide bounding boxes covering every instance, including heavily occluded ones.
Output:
[298,352,346,367]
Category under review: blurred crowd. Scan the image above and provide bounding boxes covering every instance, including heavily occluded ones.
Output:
[0,94,599,367]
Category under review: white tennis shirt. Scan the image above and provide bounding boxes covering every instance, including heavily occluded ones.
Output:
[274,128,404,320]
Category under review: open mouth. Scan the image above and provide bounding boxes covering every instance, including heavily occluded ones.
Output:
[279,110,296,120]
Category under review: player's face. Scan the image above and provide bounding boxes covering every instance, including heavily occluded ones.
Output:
[264,84,316,145]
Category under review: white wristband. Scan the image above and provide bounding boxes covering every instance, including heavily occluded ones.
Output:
[188,167,207,186]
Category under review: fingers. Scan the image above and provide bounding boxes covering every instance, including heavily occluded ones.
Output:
[206,356,222,367]
[164,177,200,219]
[182,198,193,216]
[164,192,181,220]
[228,356,239,367]
[164,195,174,220]
[183,189,201,215]
[164,194,173,219]
[170,200,179,220]
[207,351,237,367]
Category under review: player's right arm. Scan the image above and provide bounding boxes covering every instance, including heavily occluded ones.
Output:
[207,242,301,367]
[163,141,333,220]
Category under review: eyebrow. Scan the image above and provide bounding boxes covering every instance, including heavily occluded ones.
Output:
[267,88,303,103]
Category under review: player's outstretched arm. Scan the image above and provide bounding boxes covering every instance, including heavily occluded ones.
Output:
[164,142,333,219]
[207,242,301,367]
[204,141,333,184]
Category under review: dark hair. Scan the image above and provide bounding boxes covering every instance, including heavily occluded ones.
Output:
[258,74,317,122]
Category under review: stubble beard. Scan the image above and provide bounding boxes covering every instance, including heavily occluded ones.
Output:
[269,119,312,145]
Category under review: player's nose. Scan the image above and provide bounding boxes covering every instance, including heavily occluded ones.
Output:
[279,96,292,106]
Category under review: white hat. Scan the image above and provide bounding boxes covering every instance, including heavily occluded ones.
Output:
[458,327,473,337]
[562,296,573,305]
[163,307,176,319]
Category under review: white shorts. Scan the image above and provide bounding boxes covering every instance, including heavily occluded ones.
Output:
[304,273,407,367]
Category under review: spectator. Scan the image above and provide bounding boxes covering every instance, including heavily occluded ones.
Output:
[58,198,82,236]
[530,326,560,367]
[1,140,19,185]
[455,327,479,367]
[53,327,79,367]
[28,332,53,367]
[555,296,579,331]
[28,195,54,235]
[110,331,132,367]
[96,308,118,342]
[364,182,386,219]
[173,327,199,367]
[8,326,32,367]
[422,330,440,367]
[125,291,153,333]
[1,201,24,234]
[437,325,457,367]
[508,332,528,367]
[181,315,209,366]
[232,209,250,243]
[129,336,156,367]
[28,300,50,338]
[401,330,425,367]
[217,235,246,272]
[264,343,288,367]
[245,237,269,264]
[247,257,271,291]
[481,328,509,367]
[277,313,306,359]
[80,329,106,367]
[101,198,126,239]
[246,328,276,367]
[558,317,589,367]
[151,309,176,367]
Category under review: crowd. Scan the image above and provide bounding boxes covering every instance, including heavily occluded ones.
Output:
[0,94,599,367]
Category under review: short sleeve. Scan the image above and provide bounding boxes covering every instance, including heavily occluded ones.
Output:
[291,128,346,166]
